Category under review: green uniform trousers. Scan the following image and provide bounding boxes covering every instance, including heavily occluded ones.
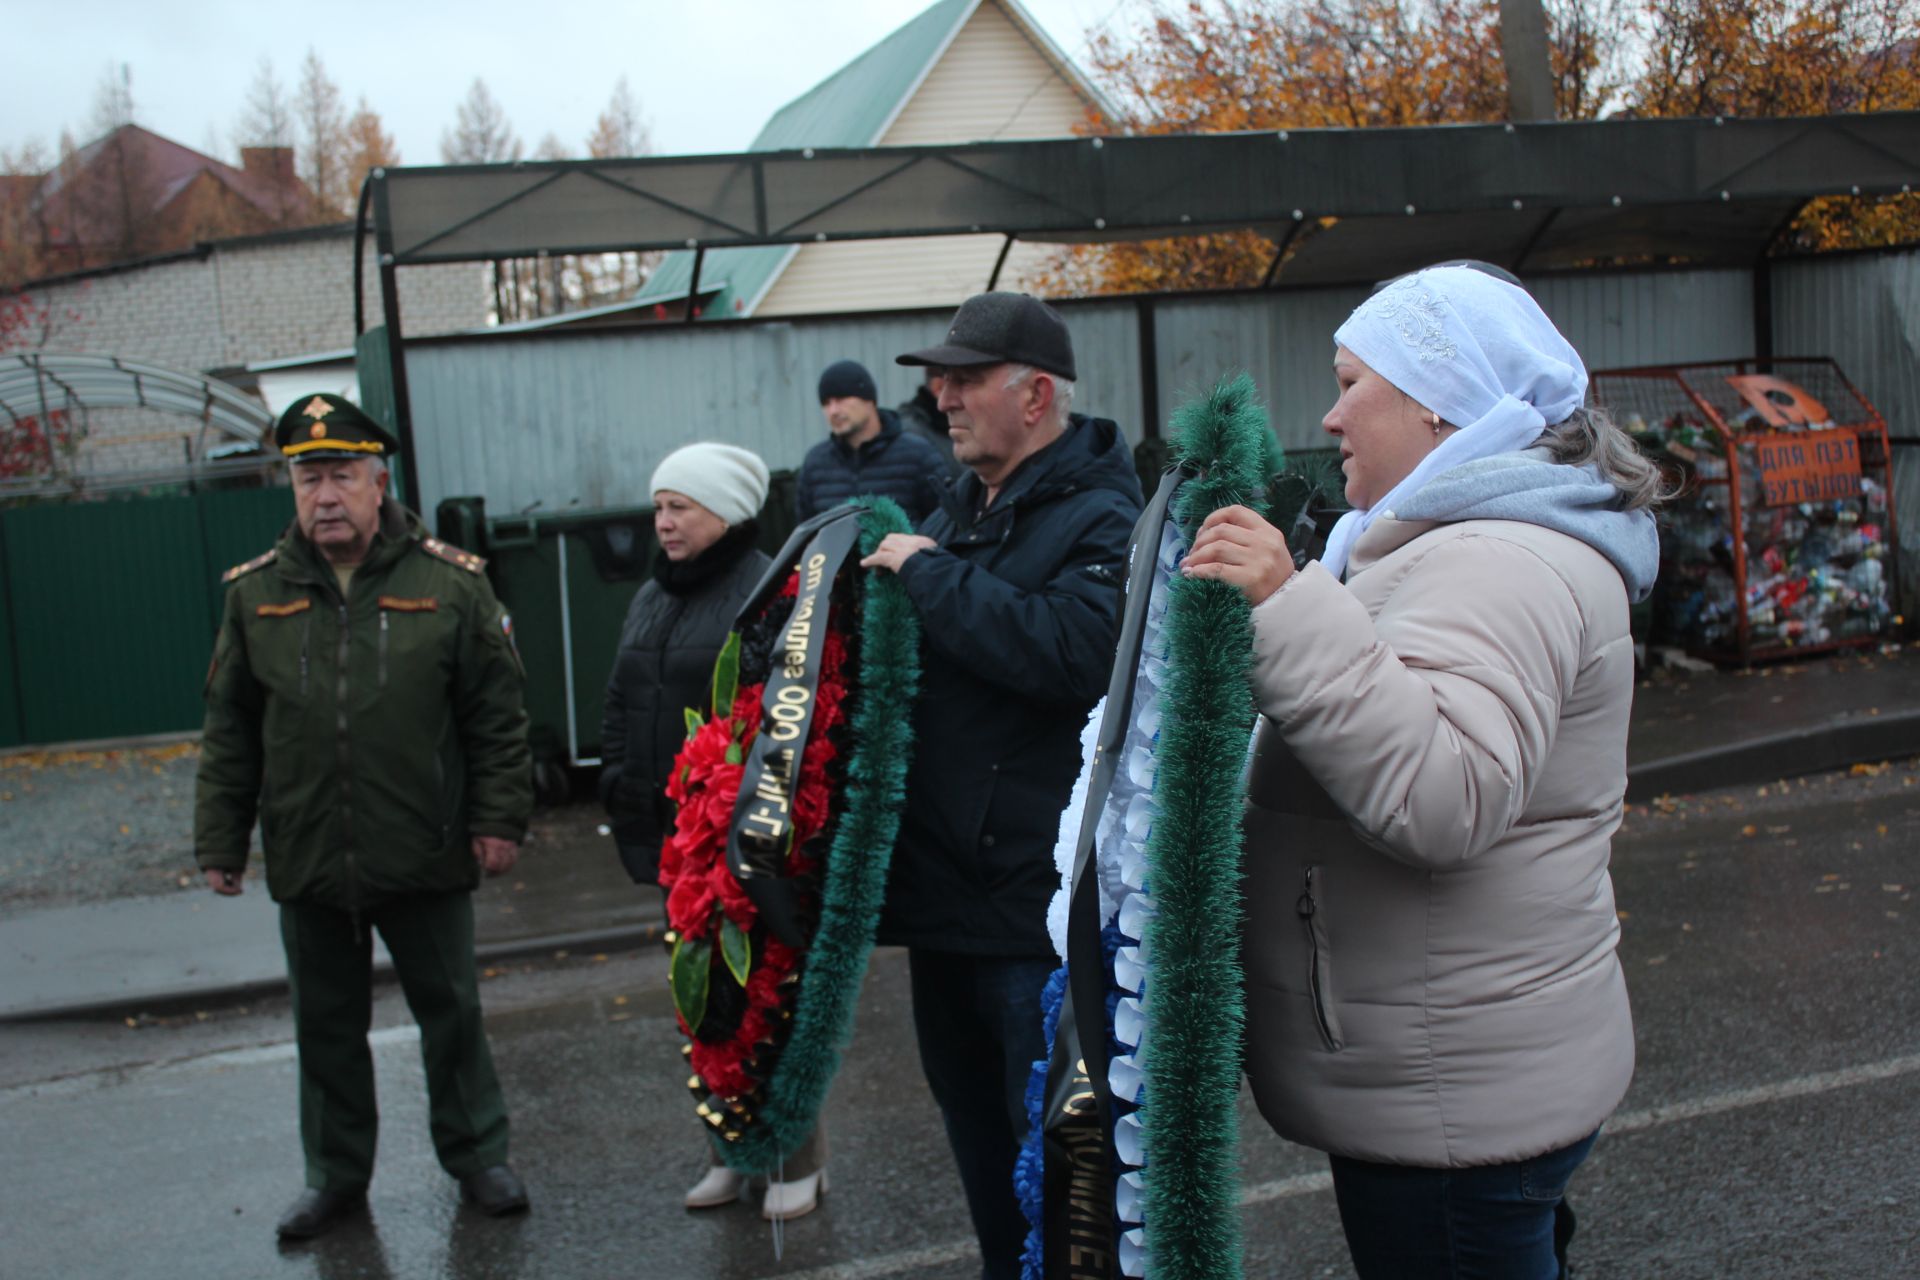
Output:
[280,892,509,1190]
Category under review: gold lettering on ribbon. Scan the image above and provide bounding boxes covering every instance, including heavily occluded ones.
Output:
[739,552,834,857]
[1058,1056,1116,1278]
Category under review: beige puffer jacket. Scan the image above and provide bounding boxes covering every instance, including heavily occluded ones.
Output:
[1241,514,1635,1168]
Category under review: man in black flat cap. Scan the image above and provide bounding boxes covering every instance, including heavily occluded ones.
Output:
[195,393,533,1240]
[860,293,1144,1279]
[795,358,949,523]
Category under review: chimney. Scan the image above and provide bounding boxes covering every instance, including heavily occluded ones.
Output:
[240,146,296,186]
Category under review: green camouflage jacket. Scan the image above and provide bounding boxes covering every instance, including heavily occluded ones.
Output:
[195,499,531,908]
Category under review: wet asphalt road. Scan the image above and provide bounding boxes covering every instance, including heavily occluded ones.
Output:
[4,761,1919,1279]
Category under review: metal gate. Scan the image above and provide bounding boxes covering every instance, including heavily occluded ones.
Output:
[0,488,292,747]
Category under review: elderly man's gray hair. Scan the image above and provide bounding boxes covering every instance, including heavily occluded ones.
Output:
[1002,363,1075,426]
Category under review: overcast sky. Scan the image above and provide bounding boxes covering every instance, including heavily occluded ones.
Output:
[6,0,1134,167]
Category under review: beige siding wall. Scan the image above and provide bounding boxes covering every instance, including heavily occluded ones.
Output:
[756,0,1090,317]
[881,0,1092,145]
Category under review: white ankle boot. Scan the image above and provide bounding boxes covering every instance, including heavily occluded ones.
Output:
[683,1164,748,1209]
[761,1167,828,1221]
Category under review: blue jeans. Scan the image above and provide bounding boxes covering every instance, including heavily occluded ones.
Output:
[906,949,1055,1280]
[1328,1130,1599,1280]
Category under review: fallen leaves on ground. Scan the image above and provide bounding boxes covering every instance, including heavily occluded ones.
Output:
[0,742,200,773]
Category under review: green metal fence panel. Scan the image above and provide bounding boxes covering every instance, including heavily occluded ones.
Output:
[0,517,22,747]
[4,497,215,743]
[354,327,396,432]
[0,488,294,748]
[353,327,408,500]
[197,489,295,630]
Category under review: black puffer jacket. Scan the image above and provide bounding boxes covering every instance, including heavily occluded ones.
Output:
[878,415,1144,955]
[794,409,948,524]
[600,525,770,883]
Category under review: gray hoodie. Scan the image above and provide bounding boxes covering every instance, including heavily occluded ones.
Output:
[1393,447,1661,603]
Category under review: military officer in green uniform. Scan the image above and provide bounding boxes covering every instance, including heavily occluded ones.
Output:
[195,393,534,1240]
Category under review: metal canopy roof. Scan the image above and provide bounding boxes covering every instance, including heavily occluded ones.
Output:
[0,352,271,442]
[369,112,1920,286]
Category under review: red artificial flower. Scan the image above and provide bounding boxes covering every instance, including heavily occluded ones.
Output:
[662,568,864,1110]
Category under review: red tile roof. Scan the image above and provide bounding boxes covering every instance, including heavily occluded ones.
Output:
[31,125,318,252]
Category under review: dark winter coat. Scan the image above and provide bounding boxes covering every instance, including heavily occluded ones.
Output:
[794,409,948,525]
[878,414,1144,955]
[195,500,532,909]
[599,526,770,883]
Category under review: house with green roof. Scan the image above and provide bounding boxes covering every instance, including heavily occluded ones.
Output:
[632,0,1111,320]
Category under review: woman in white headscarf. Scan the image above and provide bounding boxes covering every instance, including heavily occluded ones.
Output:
[1183,264,1665,1279]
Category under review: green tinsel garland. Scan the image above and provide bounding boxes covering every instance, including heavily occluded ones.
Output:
[720,495,921,1174]
[1139,373,1273,1278]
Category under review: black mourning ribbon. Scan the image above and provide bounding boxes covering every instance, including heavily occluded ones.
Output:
[726,509,864,949]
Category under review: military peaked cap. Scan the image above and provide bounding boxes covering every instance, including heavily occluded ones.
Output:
[274,393,400,462]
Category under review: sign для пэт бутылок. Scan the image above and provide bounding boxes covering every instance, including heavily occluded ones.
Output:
[1750,429,1863,507]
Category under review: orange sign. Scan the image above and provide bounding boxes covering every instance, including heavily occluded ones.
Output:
[1726,375,1832,428]
[1750,429,1862,507]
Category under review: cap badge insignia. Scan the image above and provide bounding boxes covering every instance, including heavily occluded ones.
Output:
[311,422,327,438]
[300,395,334,421]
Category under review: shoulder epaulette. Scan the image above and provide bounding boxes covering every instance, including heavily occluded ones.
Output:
[221,549,278,583]
[420,536,487,574]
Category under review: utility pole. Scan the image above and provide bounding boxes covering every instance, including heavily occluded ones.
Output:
[1499,0,1557,122]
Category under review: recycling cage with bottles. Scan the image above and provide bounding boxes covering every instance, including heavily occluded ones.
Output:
[1591,358,1900,664]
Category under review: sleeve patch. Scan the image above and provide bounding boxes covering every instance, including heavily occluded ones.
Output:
[255,598,313,618]
[421,537,487,574]
[378,595,439,612]
[222,549,278,583]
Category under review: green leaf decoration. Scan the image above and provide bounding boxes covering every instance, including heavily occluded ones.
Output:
[712,631,742,717]
[724,742,744,765]
[683,706,704,740]
[669,935,711,1034]
[720,915,752,987]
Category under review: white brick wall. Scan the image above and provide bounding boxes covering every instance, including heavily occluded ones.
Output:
[19,230,489,477]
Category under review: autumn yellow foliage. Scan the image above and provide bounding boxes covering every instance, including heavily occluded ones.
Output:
[1035,0,1920,296]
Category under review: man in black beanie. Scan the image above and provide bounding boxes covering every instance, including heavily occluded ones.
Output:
[794,358,948,523]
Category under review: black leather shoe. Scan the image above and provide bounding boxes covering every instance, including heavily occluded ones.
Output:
[460,1164,530,1216]
[275,1186,367,1240]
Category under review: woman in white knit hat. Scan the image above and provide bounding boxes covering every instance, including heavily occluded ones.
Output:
[1184,264,1667,1279]
[602,442,771,891]
[600,444,822,1219]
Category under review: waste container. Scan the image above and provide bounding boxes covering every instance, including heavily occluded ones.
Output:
[1592,359,1900,663]
[436,471,800,794]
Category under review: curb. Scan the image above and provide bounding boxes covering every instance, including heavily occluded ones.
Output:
[14,709,1920,1024]
[1625,709,1920,801]
[1,919,666,1026]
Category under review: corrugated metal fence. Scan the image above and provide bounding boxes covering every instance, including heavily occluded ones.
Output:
[399,249,1915,623]
[0,488,291,747]
[1,250,1912,749]
[401,254,1912,517]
